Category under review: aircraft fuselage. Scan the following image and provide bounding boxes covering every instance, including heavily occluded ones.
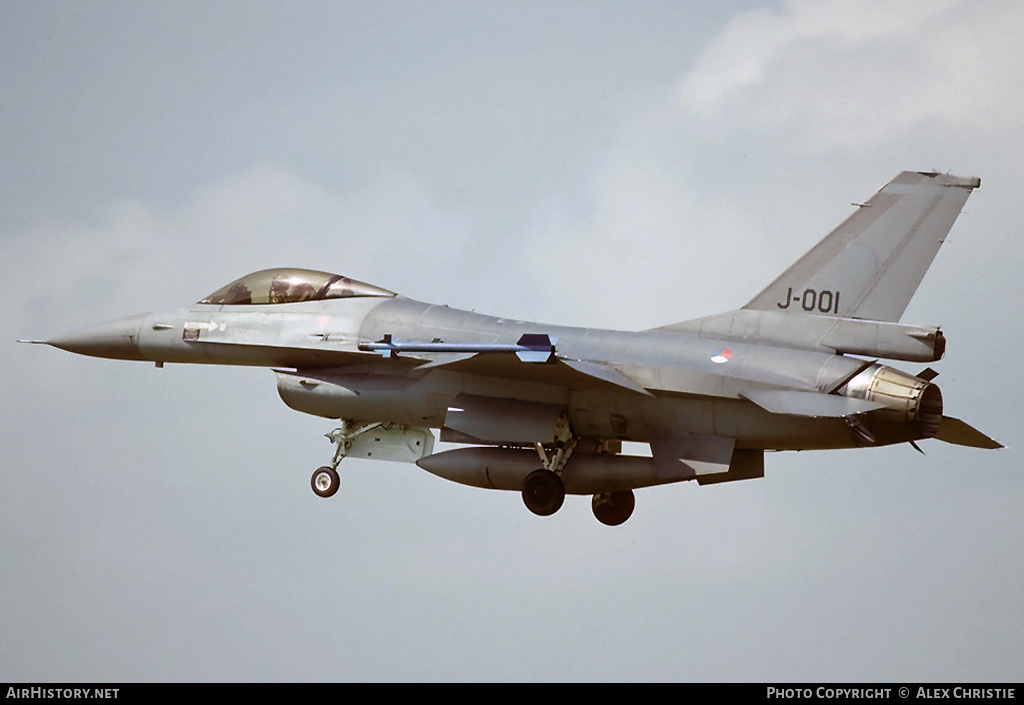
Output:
[49,294,936,453]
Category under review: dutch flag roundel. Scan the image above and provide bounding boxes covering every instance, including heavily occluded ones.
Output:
[711,348,732,364]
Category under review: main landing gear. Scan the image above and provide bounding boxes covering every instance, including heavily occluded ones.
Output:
[519,415,636,525]
[521,412,575,517]
[521,469,637,525]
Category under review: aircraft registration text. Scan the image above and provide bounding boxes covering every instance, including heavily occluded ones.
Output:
[776,287,840,314]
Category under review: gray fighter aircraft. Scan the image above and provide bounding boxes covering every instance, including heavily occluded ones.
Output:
[22,171,1002,525]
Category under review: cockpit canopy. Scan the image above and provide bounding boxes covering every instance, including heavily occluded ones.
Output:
[199,268,396,305]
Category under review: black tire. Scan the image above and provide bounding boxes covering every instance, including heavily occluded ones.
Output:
[311,466,340,498]
[521,469,565,516]
[592,490,635,526]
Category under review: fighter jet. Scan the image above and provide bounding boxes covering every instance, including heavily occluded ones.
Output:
[22,171,1002,525]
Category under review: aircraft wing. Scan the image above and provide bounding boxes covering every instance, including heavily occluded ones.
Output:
[408,349,655,396]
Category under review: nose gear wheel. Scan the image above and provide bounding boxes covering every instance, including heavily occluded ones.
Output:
[311,466,340,498]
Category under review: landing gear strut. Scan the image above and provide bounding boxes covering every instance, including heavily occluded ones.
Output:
[309,420,381,498]
[521,412,576,517]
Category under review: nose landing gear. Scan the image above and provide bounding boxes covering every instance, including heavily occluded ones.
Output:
[309,420,382,499]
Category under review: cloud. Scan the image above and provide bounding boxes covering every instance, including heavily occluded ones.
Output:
[676,0,1024,151]
[514,0,1024,334]
[4,164,473,330]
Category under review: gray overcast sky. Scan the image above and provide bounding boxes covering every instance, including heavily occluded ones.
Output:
[2,0,1022,682]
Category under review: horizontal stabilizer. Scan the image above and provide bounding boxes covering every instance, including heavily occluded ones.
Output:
[933,416,1003,449]
[741,389,885,417]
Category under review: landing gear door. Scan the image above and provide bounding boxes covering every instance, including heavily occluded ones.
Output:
[347,426,435,463]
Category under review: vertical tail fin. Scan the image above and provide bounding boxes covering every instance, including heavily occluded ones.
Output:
[743,171,980,322]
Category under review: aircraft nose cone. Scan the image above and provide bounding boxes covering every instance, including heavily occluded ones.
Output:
[47,314,147,361]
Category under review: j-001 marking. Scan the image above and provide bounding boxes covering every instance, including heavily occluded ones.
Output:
[776,287,840,314]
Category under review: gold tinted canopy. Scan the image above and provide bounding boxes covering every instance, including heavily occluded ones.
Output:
[199,268,395,305]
